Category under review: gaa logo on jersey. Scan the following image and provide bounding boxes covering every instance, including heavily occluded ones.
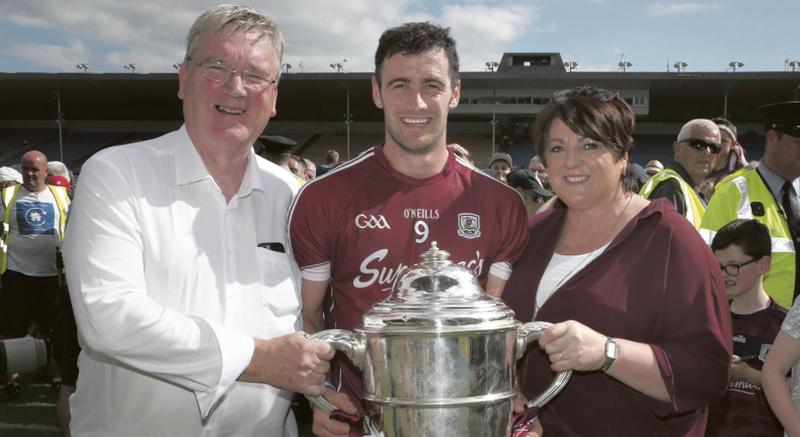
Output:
[457,213,481,239]
[355,214,391,230]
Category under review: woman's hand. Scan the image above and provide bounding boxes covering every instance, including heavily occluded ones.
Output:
[539,320,607,372]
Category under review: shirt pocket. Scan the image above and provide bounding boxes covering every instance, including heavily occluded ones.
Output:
[256,248,300,318]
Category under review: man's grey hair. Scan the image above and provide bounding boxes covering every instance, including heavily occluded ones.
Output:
[184,4,284,77]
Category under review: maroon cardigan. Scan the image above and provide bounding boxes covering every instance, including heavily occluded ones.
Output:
[504,199,732,436]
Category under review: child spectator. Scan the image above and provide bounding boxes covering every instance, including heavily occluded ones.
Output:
[708,219,785,436]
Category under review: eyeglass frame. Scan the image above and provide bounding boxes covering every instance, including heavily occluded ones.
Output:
[185,57,277,91]
[718,258,758,276]
[680,138,722,154]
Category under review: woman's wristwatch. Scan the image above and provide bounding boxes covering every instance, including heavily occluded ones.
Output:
[600,337,618,372]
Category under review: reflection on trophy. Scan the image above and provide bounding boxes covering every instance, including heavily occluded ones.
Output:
[308,243,571,436]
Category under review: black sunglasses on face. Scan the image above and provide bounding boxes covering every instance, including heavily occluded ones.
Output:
[719,258,758,276]
[682,138,722,154]
[552,86,619,104]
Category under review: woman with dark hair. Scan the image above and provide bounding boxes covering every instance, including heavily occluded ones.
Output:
[504,86,732,436]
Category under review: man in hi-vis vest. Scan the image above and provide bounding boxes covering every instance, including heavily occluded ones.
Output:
[701,98,800,308]
[0,150,69,342]
[640,119,721,228]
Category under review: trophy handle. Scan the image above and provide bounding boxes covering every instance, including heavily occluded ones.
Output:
[305,329,366,412]
[516,321,573,408]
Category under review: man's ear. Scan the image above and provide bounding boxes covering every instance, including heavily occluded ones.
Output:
[371,76,384,109]
[449,79,461,109]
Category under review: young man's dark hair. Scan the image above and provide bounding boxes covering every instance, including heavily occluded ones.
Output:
[373,22,459,86]
[711,218,772,259]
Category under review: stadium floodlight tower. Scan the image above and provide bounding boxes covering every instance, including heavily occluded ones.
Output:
[789,60,800,73]
[485,61,499,72]
[329,59,347,72]
[282,63,292,73]
[618,61,632,72]
[564,61,578,72]
[728,61,744,72]
[76,63,89,73]
[673,61,688,72]
[123,63,137,73]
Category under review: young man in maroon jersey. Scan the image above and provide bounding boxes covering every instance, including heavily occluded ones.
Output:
[288,22,528,437]
[707,219,785,436]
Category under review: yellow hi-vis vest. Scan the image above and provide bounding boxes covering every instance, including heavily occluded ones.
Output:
[1,184,70,274]
[639,168,705,229]
[699,168,795,308]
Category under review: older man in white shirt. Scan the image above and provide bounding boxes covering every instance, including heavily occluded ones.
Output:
[63,5,333,436]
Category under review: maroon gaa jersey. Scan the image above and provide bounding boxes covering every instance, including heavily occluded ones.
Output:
[289,145,528,405]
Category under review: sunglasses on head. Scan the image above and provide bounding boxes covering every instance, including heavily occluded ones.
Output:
[681,138,721,154]
[552,86,619,104]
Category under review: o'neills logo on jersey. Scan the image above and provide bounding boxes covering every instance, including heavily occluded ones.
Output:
[355,214,391,230]
[403,208,440,220]
[354,249,485,291]
[457,213,481,239]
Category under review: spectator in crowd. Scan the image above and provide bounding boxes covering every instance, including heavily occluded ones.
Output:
[0,152,69,334]
[303,158,316,181]
[700,97,800,309]
[489,152,513,183]
[256,134,297,164]
[503,86,731,436]
[316,149,340,176]
[764,298,800,436]
[644,159,664,176]
[528,155,549,190]
[626,163,649,193]
[278,152,306,183]
[0,150,70,395]
[0,166,22,188]
[706,117,748,191]
[447,143,473,165]
[706,219,784,436]
[289,21,528,436]
[640,119,721,228]
[507,168,553,216]
[62,5,333,436]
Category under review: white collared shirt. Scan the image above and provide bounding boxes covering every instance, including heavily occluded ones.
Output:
[63,126,302,437]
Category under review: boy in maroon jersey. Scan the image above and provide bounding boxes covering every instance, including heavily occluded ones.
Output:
[707,219,785,436]
[289,22,528,437]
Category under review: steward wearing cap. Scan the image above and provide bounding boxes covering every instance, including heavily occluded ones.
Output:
[640,119,721,228]
[700,96,800,308]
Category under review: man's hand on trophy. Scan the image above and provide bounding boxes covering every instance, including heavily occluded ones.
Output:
[240,332,334,395]
[311,387,359,437]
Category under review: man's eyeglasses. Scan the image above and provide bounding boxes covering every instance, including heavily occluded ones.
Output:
[552,86,620,104]
[681,138,722,154]
[186,58,276,91]
[719,258,758,276]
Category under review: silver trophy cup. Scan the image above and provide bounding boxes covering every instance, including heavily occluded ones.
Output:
[308,243,571,436]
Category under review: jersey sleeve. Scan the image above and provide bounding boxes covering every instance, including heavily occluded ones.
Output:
[288,184,335,272]
[489,193,529,278]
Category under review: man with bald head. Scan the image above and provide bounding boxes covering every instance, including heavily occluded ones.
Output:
[0,150,70,344]
[640,119,722,228]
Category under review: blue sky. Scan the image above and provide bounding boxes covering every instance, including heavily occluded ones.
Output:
[1,0,798,74]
